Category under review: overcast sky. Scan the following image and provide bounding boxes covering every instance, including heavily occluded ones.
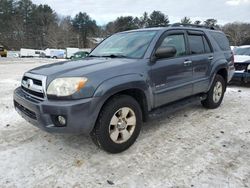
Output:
[32,0,250,25]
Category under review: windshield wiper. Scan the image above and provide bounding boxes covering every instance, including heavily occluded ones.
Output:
[102,54,129,58]
[89,54,129,58]
[88,55,103,58]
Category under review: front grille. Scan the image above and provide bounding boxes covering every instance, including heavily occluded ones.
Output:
[14,101,37,120]
[234,63,248,71]
[22,86,44,98]
[23,76,42,86]
[21,73,46,100]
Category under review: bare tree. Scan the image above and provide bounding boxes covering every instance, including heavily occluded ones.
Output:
[223,22,250,45]
[181,17,192,24]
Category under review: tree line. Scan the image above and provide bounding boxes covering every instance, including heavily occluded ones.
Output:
[0,0,250,50]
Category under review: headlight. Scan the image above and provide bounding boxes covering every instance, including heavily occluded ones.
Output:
[47,77,88,97]
[248,64,250,70]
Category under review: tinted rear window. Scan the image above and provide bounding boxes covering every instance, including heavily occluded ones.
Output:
[188,35,205,54]
[210,32,230,51]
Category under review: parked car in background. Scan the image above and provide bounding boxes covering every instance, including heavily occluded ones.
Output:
[14,24,234,153]
[71,51,89,60]
[66,48,81,59]
[20,48,44,58]
[232,45,250,83]
[66,48,91,59]
[43,48,66,59]
[0,45,7,57]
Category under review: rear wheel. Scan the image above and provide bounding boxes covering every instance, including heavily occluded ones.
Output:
[201,75,226,109]
[91,95,142,153]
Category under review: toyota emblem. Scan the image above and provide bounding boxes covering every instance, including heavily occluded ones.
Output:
[27,79,33,88]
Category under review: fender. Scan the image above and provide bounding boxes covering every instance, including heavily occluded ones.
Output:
[207,59,228,92]
[93,73,153,111]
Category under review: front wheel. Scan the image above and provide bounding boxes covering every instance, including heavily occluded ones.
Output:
[201,75,226,109]
[91,95,142,153]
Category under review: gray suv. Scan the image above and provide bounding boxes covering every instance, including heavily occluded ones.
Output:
[14,24,235,153]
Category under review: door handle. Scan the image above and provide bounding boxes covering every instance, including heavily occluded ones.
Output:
[208,56,214,60]
[184,60,192,66]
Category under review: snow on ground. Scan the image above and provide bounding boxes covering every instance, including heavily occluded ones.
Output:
[0,57,249,188]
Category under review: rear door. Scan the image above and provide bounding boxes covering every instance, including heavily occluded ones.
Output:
[187,31,213,94]
[149,30,193,107]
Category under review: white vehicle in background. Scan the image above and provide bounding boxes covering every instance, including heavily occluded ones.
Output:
[232,45,250,83]
[66,48,91,59]
[44,48,66,59]
[20,48,44,58]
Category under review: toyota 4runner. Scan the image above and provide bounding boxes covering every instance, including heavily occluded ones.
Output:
[14,24,235,153]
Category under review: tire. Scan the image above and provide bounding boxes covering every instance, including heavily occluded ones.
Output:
[91,95,142,153]
[201,75,226,109]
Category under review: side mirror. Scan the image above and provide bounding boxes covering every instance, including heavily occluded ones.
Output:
[155,46,177,59]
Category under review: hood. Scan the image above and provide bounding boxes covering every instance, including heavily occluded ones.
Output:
[234,55,250,63]
[28,57,145,99]
[30,57,138,77]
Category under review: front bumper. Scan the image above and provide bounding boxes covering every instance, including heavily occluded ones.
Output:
[13,87,101,134]
[232,71,250,83]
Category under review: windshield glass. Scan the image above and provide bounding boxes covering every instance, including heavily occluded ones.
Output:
[90,31,157,59]
[235,47,250,56]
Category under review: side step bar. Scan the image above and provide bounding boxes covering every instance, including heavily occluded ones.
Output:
[148,94,207,120]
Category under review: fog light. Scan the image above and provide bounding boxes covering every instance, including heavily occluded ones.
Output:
[57,116,66,126]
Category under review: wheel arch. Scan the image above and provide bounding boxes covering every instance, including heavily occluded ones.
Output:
[93,75,153,123]
[101,88,149,122]
[208,64,228,91]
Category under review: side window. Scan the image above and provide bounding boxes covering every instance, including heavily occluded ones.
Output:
[159,34,186,57]
[188,35,205,54]
[203,36,212,53]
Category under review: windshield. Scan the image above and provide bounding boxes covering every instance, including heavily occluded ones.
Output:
[90,31,157,59]
[234,47,250,56]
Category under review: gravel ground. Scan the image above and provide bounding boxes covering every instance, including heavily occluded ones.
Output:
[0,57,249,188]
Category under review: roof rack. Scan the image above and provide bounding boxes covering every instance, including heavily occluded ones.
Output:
[170,23,217,30]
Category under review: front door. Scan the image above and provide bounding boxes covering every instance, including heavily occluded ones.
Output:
[149,31,193,107]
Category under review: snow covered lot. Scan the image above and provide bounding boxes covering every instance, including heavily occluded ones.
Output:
[0,57,249,188]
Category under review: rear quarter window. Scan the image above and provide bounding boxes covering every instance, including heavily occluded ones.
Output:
[210,32,230,51]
